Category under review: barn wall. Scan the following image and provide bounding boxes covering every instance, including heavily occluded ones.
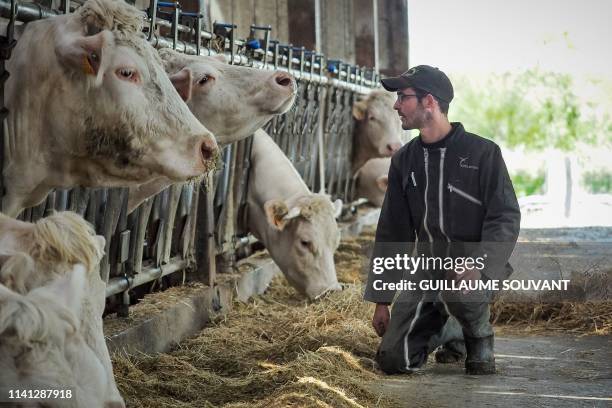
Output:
[377,0,409,76]
[209,0,289,43]
[353,0,378,69]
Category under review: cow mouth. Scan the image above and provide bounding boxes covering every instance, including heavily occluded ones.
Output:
[269,93,297,114]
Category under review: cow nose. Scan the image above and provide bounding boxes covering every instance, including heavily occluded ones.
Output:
[386,142,401,154]
[312,283,343,300]
[272,72,295,89]
[199,137,218,162]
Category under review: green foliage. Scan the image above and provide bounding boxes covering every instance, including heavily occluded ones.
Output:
[511,170,546,197]
[582,171,612,194]
[450,69,610,151]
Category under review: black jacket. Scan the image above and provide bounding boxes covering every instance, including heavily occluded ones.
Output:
[364,123,521,304]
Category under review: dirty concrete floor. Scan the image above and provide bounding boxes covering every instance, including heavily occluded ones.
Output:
[371,334,612,408]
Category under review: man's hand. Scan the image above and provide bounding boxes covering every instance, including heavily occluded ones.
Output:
[372,303,390,337]
[447,267,482,294]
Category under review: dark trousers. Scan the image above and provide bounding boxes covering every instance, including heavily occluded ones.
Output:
[376,281,493,374]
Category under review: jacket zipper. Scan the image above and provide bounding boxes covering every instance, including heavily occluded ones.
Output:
[448,183,482,205]
[423,149,433,243]
[439,148,450,242]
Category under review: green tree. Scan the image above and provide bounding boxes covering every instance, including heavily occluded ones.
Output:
[450,69,608,151]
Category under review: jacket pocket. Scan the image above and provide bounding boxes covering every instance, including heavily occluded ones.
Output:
[448,183,482,205]
[448,182,483,240]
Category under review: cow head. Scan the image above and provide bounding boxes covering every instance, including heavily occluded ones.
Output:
[4,0,219,216]
[160,48,297,145]
[0,212,105,293]
[0,264,125,407]
[264,195,342,300]
[62,0,218,180]
[355,157,390,207]
[352,90,403,171]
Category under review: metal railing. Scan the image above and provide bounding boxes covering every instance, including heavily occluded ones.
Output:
[0,0,378,316]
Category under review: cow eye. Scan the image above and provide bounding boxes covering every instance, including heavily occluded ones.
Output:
[116,68,139,83]
[300,240,313,252]
[368,115,376,121]
[198,75,209,85]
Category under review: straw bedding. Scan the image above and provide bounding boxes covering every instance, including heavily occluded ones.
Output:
[111,227,611,407]
[112,233,397,407]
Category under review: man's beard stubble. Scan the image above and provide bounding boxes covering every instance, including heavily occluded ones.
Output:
[401,105,433,130]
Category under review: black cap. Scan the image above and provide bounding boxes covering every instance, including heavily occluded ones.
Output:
[380,65,454,103]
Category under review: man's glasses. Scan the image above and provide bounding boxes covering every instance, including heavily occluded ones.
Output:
[397,93,418,103]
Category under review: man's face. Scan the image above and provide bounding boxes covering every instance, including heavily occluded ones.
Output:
[393,87,431,130]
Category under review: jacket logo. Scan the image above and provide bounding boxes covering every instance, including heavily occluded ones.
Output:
[459,156,479,170]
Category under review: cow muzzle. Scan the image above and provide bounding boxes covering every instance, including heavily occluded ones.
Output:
[198,137,219,171]
[311,282,343,301]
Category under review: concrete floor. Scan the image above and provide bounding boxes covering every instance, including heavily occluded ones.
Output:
[370,334,612,408]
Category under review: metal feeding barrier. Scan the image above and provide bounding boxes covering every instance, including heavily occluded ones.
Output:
[0,0,378,317]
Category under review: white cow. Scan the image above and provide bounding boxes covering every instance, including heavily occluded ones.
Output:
[127,48,297,211]
[248,129,342,300]
[2,0,218,217]
[354,157,390,207]
[0,211,124,407]
[0,263,123,407]
[352,90,403,172]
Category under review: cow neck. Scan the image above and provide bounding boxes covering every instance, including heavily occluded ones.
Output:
[351,125,373,173]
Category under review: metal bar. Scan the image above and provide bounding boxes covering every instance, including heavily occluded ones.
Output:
[148,0,159,41]
[105,257,188,298]
[161,183,182,263]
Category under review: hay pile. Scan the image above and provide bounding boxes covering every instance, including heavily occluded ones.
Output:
[491,299,612,335]
[105,282,207,336]
[113,257,398,407]
[111,224,612,407]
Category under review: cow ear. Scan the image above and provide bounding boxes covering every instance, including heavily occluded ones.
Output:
[332,199,343,219]
[376,175,389,192]
[264,199,289,231]
[42,264,87,316]
[169,67,193,102]
[352,99,368,121]
[55,30,113,80]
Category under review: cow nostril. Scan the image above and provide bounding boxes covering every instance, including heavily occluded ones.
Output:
[275,74,292,87]
[200,138,217,161]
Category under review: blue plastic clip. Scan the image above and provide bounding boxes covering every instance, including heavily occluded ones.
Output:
[246,39,261,49]
[327,62,338,74]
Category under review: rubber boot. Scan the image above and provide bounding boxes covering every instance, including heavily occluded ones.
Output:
[464,335,495,375]
[434,340,466,364]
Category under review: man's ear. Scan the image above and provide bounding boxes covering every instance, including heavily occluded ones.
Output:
[376,175,389,192]
[168,67,193,102]
[352,99,368,121]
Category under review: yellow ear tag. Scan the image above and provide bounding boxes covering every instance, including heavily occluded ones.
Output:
[82,55,95,75]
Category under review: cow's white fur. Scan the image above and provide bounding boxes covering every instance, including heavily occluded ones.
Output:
[354,157,390,207]
[0,264,120,407]
[2,0,217,217]
[0,211,124,407]
[248,129,342,300]
[127,49,297,212]
[352,90,403,172]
